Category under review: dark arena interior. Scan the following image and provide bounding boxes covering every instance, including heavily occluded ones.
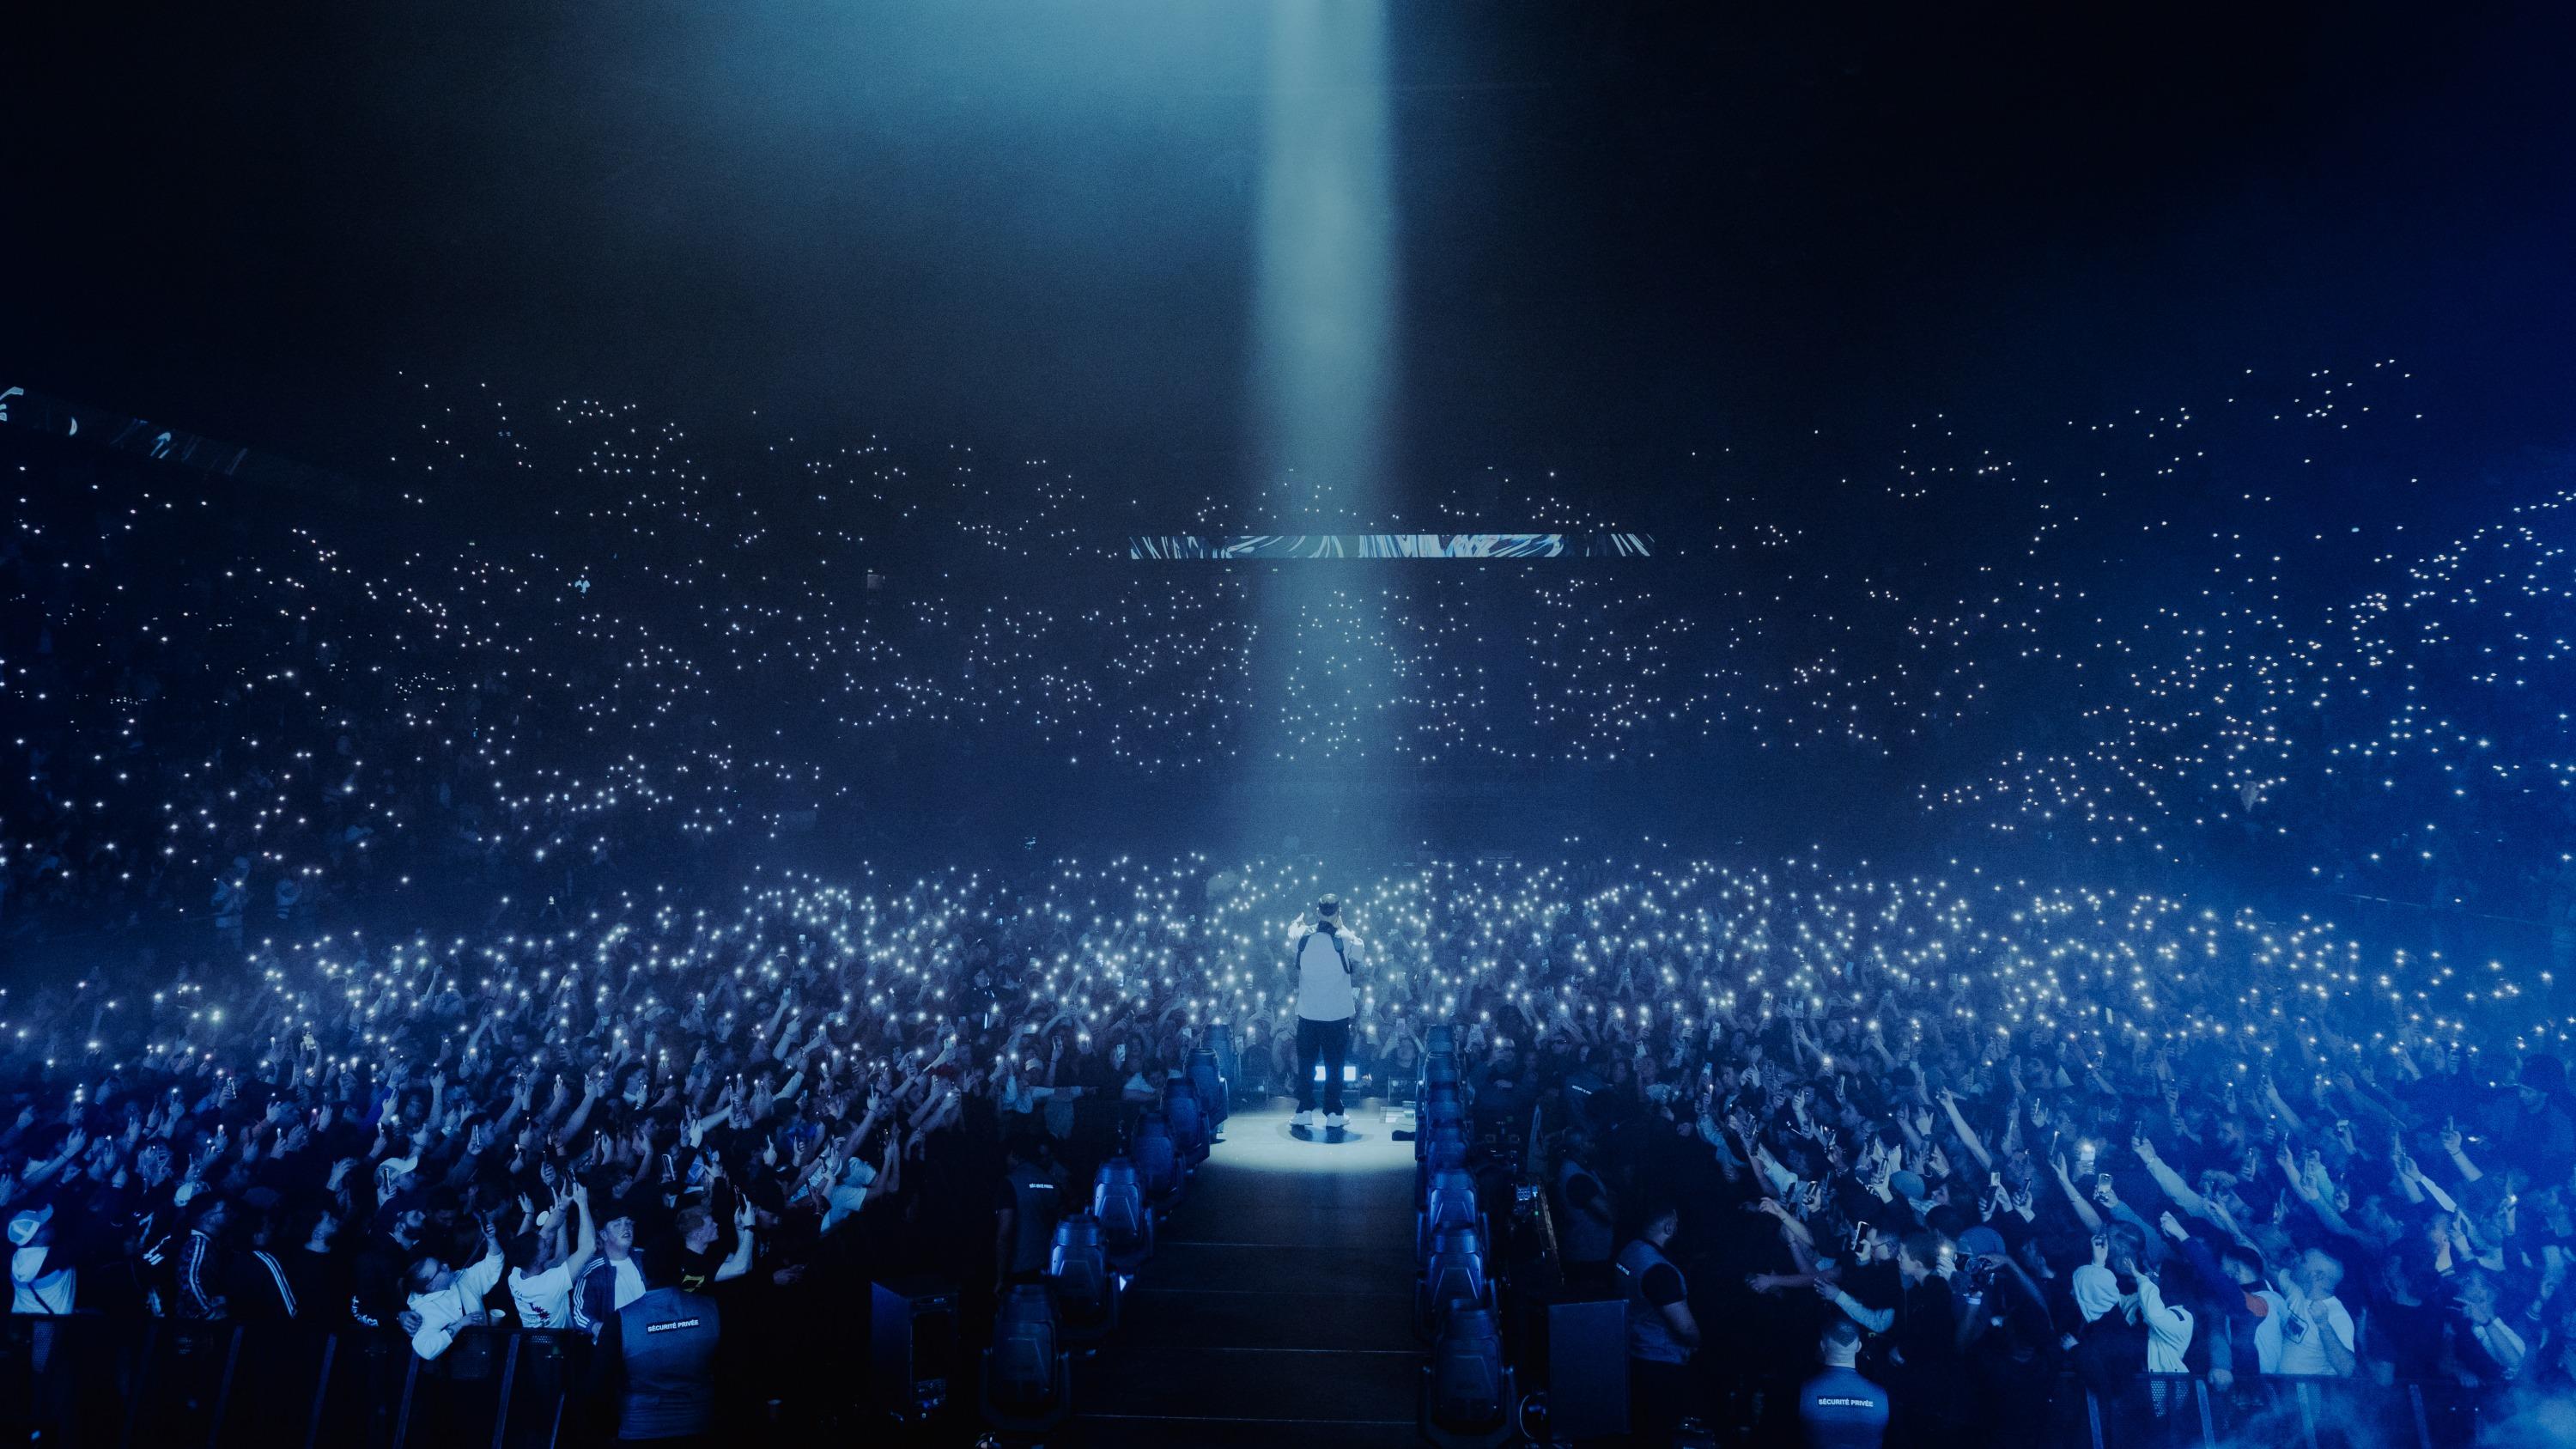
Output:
[9,4,2576,1447]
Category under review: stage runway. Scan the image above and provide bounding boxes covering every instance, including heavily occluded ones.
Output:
[1062,1100,1424,1447]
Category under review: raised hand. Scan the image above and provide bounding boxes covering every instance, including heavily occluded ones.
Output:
[2205,1196,2241,1237]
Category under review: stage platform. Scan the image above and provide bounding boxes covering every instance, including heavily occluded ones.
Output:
[1060,1101,1424,1448]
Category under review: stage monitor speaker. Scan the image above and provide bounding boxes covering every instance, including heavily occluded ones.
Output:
[869,1278,958,1422]
[1546,1298,1629,1439]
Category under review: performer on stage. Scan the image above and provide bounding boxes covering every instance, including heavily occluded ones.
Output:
[1290,895,1360,1130]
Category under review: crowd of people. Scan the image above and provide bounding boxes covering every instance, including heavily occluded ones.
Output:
[0,848,2567,1442]
[3,359,2573,1444]
[1512,943,2576,1446]
[7,361,2576,957]
[0,859,1240,1435]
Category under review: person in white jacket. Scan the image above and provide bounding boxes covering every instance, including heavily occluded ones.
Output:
[2072,1256,2196,1366]
[2131,1267,2196,1373]
[2072,1228,2195,1416]
[402,1220,506,1360]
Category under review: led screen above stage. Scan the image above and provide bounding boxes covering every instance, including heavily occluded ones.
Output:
[1130,533,1651,559]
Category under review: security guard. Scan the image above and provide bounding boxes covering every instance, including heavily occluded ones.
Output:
[1555,1130,1617,1294]
[1617,1201,1699,1447]
[993,1136,1066,1294]
[596,1248,721,1445]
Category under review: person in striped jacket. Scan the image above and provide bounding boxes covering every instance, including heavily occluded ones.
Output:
[170,1193,228,1319]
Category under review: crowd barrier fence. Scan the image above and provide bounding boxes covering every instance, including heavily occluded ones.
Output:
[3,1312,2512,1448]
[2053,1370,2491,1449]
[2,1314,586,1449]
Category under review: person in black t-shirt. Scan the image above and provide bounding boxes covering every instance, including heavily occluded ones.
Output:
[1886,1230,1965,1446]
[2364,1250,2445,1385]
[1953,1224,2055,1445]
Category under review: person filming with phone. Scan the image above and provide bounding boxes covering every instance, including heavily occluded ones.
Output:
[1290,895,1362,1131]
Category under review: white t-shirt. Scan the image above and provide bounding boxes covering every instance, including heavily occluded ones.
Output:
[2269,1292,2354,1377]
[1295,927,1359,1022]
[601,1256,646,1314]
[2249,1288,2290,1373]
[509,1260,575,1330]
[12,1247,75,1314]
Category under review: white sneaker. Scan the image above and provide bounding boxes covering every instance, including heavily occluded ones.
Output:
[1325,1112,1348,1130]
[1291,1110,1315,1129]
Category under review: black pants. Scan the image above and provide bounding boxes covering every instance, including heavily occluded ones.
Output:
[1295,1016,1350,1113]
[1628,1357,1691,1446]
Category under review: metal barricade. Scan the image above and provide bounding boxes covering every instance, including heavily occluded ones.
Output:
[2086,1373,2489,1449]
[2,1316,589,1449]
[8,1313,2508,1449]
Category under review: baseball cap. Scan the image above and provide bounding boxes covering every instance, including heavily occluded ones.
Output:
[1957,1225,2008,1258]
[6,1205,52,1247]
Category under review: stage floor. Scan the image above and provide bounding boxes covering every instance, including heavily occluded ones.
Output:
[1060,1101,1424,1447]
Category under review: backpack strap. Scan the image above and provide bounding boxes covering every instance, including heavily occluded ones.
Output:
[1295,929,1352,973]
